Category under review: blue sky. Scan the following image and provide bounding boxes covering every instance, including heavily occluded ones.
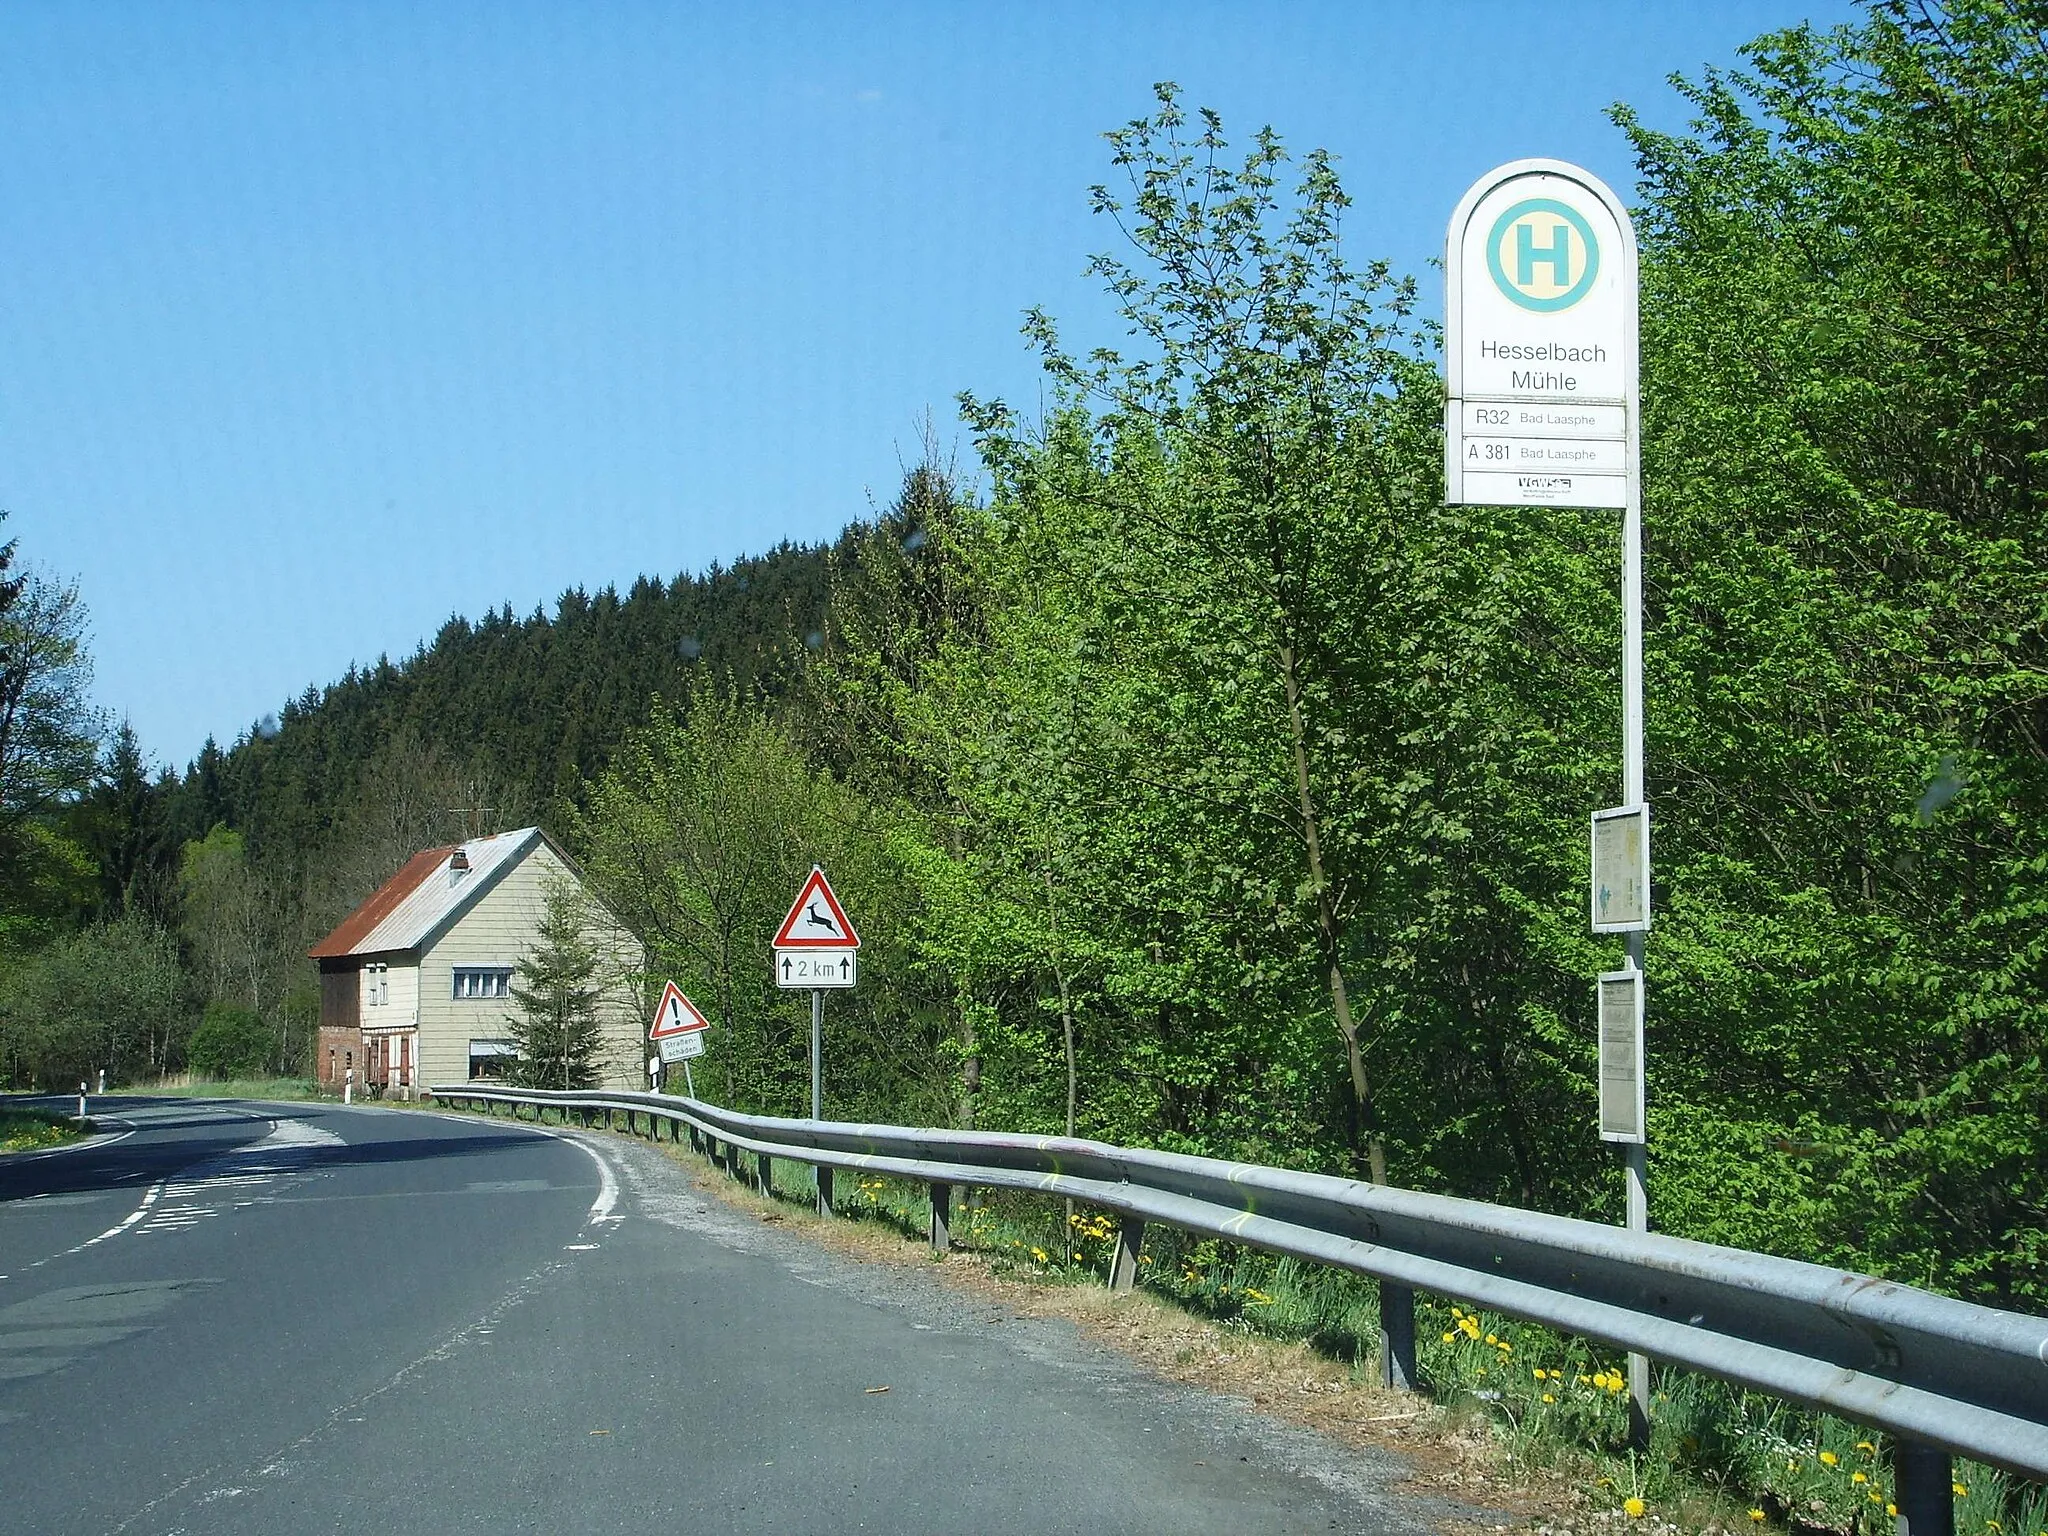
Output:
[2,1,1859,770]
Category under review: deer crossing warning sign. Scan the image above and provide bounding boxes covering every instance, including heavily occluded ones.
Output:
[774,866,859,989]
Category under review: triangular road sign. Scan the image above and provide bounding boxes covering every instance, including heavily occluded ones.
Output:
[773,865,860,949]
[649,979,712,1039]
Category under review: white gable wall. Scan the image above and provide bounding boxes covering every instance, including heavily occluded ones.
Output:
[360,956,420,1030]
[416,842,645,1090]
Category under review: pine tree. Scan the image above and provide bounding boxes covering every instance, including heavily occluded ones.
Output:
[505,880,604,1089]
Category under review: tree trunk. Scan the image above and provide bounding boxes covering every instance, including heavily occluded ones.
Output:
[1279,639,1388,1185]
[1474,963,1539,1208]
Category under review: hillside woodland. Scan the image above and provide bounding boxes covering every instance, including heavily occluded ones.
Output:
[6,1,2044,1315]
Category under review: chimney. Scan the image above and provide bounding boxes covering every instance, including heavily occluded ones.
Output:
[449,846,470,886]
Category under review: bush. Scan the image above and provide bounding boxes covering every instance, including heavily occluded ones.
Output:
[186,1004,272,1080]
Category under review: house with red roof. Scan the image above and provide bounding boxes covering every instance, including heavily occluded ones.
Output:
[307,827,645,1096]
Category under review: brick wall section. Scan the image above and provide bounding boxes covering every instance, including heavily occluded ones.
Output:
[315,1025,360,1089]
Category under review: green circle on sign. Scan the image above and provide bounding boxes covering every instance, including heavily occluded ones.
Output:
[1486,197,1600,313]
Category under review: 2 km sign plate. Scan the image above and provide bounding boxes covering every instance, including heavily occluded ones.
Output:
[774,865,859,990]
[778,950,857,988]
[1445,161,1637,510]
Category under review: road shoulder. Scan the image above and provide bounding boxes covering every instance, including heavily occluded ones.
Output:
[597,1124,1517,1536]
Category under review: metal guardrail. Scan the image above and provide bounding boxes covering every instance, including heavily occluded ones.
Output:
[433,1082,2048,1524]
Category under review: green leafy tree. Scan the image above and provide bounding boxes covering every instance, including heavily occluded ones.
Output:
[186,1002,271,1080]
[957,86,1488,1182]
[0,548,103,942]
[1608,0,2048,1303]
[0,912,187,1087]
[178,824,296,1057]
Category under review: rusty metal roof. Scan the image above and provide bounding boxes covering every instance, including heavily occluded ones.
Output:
[307,828,541,960]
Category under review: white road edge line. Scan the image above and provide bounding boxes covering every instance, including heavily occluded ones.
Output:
[527,1124,621,1224]
[412,1105,621,1225]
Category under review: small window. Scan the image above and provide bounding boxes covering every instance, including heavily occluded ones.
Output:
[469,1039,516,1080]
[365,961,389,1006]
[453,967,513,1000]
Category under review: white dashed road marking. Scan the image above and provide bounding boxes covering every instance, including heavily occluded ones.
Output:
[2,1114,346,1277]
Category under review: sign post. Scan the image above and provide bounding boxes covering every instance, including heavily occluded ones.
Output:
[773,866,860,1215]
[1447,159,1650,1446]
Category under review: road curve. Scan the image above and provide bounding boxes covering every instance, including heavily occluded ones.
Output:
[0,1096,1438,1535]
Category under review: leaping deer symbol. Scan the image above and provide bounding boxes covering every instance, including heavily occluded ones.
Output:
[804,901,839,935]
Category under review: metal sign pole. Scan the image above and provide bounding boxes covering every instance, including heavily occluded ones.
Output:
[1621,377,1652,1453]
[811,987,829,1215]
[682,1059,696,1099]
[810,988,823,1120]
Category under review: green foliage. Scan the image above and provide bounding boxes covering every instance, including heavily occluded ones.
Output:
[0,556,104,889]
[574,691,939,1119]
[187,1002,272,1080]
[0,539,104,947]
[0,911,188,1086]
[1612,0,2048,1305]
[0,1106,82,1152]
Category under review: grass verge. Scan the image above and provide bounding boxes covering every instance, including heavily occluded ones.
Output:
[0,1106,87,1153]
[131,1077,325,1101]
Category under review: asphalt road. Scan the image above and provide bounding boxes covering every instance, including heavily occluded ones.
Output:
[0,1096,1441,1535]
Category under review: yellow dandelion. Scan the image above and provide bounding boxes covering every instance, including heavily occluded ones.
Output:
[1852,1473,1869,1485]
[1749,1512,1766,1525]
[1820,1451,1839,1467]
[1623,1498,1646,1520]
[1886,1506,1898,1519]
[1542,1393,1556,1404]
[1442,1331,1457,1343]
[1856,1442,1876,1453]
[1485,1333,1498,1345]
[1954,1485,1969,1498]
